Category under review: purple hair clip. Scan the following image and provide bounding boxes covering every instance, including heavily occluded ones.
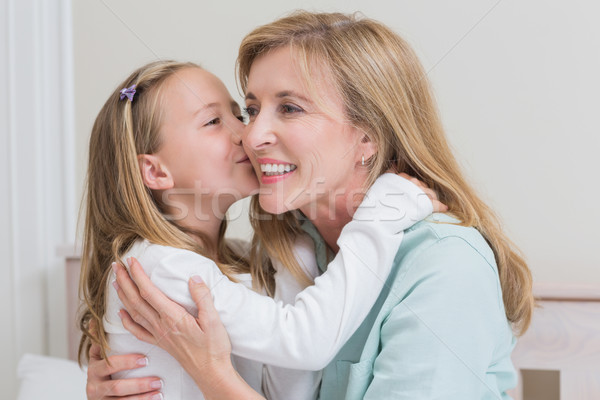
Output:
[119,84,137,101]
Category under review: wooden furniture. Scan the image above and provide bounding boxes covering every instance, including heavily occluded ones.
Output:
[508,283,600,399]
[60,245,83,362]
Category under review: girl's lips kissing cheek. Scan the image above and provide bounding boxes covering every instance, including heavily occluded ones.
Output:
[236,155,251,164]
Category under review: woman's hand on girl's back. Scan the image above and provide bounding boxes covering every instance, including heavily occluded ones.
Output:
[86,339,163,400]
[115,259,264,399]
[114,259,233,375]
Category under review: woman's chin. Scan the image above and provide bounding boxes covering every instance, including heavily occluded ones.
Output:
[234,176,260,199]
[258,196,291,216]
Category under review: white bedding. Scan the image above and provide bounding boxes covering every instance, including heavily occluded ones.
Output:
[17,353,87,400]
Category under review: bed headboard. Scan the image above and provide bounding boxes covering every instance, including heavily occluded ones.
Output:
[61,245,82,361]
[508,283,600,399]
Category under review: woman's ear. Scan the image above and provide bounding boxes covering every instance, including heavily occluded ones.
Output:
[359,134,378,164]
[137,154,173,190]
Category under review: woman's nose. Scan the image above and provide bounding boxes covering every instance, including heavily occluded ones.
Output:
[243,112,277,151]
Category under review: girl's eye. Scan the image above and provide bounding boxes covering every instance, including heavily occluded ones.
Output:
[280,104,303,114]
[236,115,247,123]
[205,118,221,126]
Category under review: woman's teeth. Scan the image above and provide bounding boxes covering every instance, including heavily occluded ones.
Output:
[260,163,297,176]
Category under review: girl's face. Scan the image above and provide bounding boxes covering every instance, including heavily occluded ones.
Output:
[155,68,258,213]
[243,47,367,215]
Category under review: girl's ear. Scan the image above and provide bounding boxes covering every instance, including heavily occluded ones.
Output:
[137,154,174,190]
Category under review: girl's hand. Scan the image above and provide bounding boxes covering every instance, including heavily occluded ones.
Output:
[86,341,162,400]
[114,261,263,399]
[397,172,448,213]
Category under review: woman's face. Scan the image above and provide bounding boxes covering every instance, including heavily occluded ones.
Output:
[243,47,366,215]
[155,68,258,213]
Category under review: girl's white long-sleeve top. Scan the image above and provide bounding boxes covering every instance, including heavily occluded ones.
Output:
[104,174,432,399]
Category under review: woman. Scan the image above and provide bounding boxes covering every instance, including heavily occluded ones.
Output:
[81,60,440,399]
[95,11,533,399]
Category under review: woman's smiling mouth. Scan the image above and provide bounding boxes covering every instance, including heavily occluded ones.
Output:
[257,158,297,183]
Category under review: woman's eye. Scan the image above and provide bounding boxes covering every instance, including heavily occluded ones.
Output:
[243,106,258,117]
[236,115,247,123]
[243,106,259,122]
[280,104,303,114]
[205,118,220,126]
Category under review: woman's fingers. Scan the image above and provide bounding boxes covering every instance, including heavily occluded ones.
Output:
[113,262,158,332]
[108,392,164,400]
[90,352,148,378]
[188,276,218,330]
[117,258,189,341]
[128,257,187,321]
[115,258,196,357]
[119,309,157,344]
[86,345,162,400]
[187,276,232,362]
[87,378,163,399]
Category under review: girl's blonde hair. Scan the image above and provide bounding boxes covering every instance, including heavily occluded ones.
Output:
[238,11,534,335]
[78,60,249,364]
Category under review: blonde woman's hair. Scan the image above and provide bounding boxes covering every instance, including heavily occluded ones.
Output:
[238,11,534,335]
[78,60,250,364]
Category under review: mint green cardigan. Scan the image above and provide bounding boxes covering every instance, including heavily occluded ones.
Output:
[307,214,517,399]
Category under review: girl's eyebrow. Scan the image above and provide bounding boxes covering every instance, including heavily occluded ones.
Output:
[193,103,219,116]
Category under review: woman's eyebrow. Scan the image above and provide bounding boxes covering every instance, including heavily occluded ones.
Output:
[244,90,310,102]
[276,90,310,103]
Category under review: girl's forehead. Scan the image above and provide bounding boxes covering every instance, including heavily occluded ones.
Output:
[164,68,231,104]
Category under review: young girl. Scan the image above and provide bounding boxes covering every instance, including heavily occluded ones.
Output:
[104,11,535,399]
[80,60,440,399]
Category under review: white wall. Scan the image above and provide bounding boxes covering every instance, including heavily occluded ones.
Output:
[2,0,76,398]
[72,0,600,285]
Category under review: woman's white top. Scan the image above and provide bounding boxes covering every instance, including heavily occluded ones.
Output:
[104,174,432,399]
